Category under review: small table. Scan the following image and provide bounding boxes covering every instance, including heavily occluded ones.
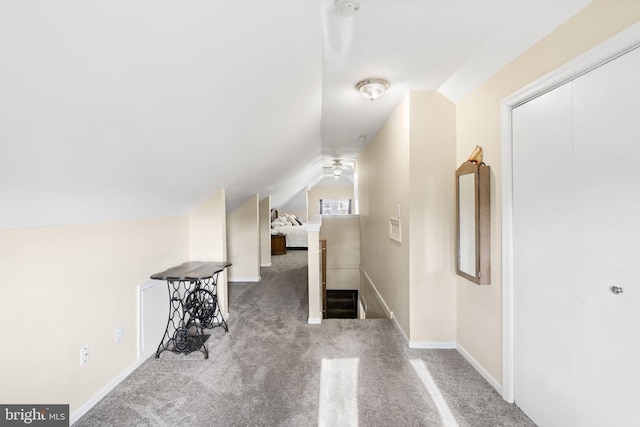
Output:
[271,233,286,255]
[151,261,231,359]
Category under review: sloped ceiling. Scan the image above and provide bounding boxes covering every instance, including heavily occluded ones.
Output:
[0,0,590,229]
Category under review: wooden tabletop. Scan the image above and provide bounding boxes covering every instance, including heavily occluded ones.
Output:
[150,261,231,281]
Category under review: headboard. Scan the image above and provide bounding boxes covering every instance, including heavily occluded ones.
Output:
[270,209,278,222]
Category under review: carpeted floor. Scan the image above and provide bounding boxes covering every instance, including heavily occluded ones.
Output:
[75,250,535,427]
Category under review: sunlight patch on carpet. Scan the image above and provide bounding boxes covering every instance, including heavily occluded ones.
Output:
[318,358,359,427]
[410,359,459,427]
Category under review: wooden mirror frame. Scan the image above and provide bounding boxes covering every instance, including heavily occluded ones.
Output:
[456,160,491,285]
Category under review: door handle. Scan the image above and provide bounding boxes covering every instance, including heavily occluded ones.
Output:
[610,286,624,295]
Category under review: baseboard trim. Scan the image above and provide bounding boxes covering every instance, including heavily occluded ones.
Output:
[409,341,457,349]
[228,276,261,283]
[391,315,408,342]
[358,299,366,319]
[308,317,322,324]
[456,343,502,395]
[70,352,155,425]
[359,267,393,319]
[260,262,272,267]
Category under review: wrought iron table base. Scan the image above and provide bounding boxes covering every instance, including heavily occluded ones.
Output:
[155,272,228,359]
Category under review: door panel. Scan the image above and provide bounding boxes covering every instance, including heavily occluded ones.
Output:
[512,83,576,427]
[572,46,640,427]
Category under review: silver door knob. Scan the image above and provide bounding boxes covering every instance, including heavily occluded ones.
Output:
[610,286,624,294]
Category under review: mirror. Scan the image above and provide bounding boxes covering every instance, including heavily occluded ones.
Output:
[458,173,476,276]
[456,160,490,284]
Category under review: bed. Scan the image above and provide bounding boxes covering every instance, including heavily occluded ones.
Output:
[270,210,308,249]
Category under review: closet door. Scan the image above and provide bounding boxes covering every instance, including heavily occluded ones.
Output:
[572,46,640,427]
[512,46,640,426]
[512,82,575,427]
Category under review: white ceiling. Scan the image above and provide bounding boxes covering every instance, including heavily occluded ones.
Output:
[0,0,591,229]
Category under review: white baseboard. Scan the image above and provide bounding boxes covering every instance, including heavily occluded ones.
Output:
[409,341,457,349]
[70,352,155,425]
[359,267,393,319]
[308,317,322,324]
[391,315,408,342]
[456,343,502,395]
[228,276,261,283]
[260,262,272,267]
[358,299,366,319]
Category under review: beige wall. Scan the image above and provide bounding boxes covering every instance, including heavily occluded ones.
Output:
[259,196,272,267]
[189,189,229,315]
[408,91,457,344]
[227,195,260,281]
[319,216,360,291]
[306,215,322,323]
[0,215,189,414]
[358,91,457,343]
[455,0,640,383]
[358,96,412,334]
[308,184,354,217]
[189,189,226,262]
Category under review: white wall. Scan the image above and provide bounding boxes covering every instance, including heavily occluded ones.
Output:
[227,195,260,282]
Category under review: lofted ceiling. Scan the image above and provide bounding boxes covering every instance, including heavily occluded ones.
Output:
[0,0,591,229]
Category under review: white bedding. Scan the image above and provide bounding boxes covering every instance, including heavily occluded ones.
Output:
[272,225,308,248]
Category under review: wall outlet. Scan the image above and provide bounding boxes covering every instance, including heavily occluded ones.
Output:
[115,325,124,343]
[80,345,90,366]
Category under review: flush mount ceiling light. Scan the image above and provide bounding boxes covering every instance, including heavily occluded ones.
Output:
[336,0,361,17]
[356,78,390,101]
[332,160,343,177]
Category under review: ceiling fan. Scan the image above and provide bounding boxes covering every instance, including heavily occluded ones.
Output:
[322,159,354,177]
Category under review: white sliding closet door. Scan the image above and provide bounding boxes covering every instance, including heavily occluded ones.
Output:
[512,46,640,427]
